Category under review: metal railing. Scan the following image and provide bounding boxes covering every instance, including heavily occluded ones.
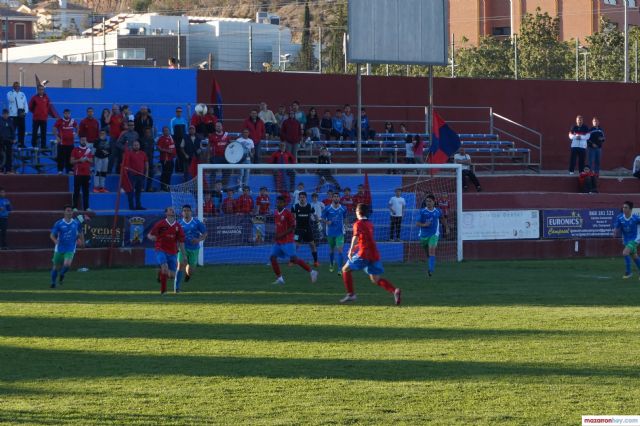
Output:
[491,112,543,171]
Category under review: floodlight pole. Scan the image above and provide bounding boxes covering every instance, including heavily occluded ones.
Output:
[356,63,362,164]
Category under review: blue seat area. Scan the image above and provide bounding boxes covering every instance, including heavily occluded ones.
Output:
[90,192,173,210]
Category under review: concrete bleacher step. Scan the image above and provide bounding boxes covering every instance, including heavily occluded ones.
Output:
[0,174,69,192]
[463,192,634,210]
[7,229,52,249]
[7,211,65,228]
[6,192,73,211]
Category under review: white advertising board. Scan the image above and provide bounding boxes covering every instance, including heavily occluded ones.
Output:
[461,210,540,241]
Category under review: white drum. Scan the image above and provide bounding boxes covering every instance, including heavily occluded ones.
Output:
[225,141,247,164]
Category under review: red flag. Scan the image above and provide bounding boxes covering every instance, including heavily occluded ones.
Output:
[120,147,132,193]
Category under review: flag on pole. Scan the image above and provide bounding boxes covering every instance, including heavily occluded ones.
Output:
[428,111,461,164]
[210,77,224,120]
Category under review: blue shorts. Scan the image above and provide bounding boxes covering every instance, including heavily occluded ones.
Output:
[155,250,178,272]
[271,242,297,259]
[347,255,384,275]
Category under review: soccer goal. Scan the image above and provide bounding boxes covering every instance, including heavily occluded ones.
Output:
[169,163,463,266]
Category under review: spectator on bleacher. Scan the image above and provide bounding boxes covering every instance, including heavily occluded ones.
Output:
[170,107,188,173]
[316,146,341,191]
[568,115,589,175]
[107,104,125,174]
[235,128,255,188]
[269,141,296,193]
[212,180,223,214]
[588,117,605,175]
[343,104,355,138]
[180,125,202,181]
[244,109,265,164]
[71,136,94,211]
[255,186,271,216]
[53,109,78,175]
[306,107,321,141]
[203,192,215,216]
[454,147,482,192]
[79,107,100,150]
[7,82,27,148]
[0,186,10,249]
[360,108,376,140]
[234,186,254,215]
[94,129,110,193]
[204,107,218,136]
[404,134,415,165]
[388,188,406,241]
[222,188,236,214]
[275,104,287,130]
[190,106,208,137]
[0,109,16,174]
[414,134,425,165]
[320,109,333,140]
[259,102,278,139]
[209,122,231,188]
[292,101,306,131]
[353,183,371,206]
[125,140,148,210]
[140,127,156,191]
[134,106,154,141]
[121,105,134,122]
[99,108,110,133]
[293,182,305,205]
[28,84,57,149]
[341,187,355,214]
[579,165,598,193]
[280,110,302,160]
[157,126,176,191]
[331,109,349,140]
[323,189,334,206]
[117,121,139,152]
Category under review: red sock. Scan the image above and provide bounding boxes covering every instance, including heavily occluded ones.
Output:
[270,258,281,277]
[342,271,354,294]
[160,273,167,293]
[377,278,396,293]
[293,258,311,272]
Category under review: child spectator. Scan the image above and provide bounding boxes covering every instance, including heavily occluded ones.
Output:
[319,110,332,140]
[203,192,215,216]
[255,187,271,215]
[0,186,11,249]
[306,107,321,141]
[413,134,425,165]
[293,182,305,205]
[341,187,355,214]
[93,129,110,192]
[331,109,348,140]
[222,189,236,214]
[579,165,598,193]
[404,134,415,164]
[388,188,406,241]
[343,104,355,138]
[360,108,376,140]
[234,186,254,215]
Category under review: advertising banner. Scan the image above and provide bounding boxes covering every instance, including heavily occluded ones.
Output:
[461,210,540,241]
[542,209,616,239]
[82,216,125,248]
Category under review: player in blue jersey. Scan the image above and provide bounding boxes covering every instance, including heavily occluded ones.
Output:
[417,194,446,278]
[174,204,207,292]
[613,201,640,279]
[49,205,84,288]
[321,192,348,274]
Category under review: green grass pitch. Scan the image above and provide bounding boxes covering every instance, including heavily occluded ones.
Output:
[1,258,640,425]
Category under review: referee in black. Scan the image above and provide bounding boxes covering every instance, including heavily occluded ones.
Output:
[292,192,319,267]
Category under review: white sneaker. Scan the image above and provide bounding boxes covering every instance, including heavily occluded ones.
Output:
[310,270,318,283]
[339,293,357,303]
[272,276,285,285]
[394,288,402,306]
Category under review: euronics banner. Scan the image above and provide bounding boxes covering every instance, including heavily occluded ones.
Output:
[542,209,616,239]
[461,210,540,241]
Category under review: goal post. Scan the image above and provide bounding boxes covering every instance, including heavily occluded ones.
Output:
[182,163,464,266]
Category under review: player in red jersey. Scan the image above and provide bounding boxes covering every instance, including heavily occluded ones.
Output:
[270,195,318,285]
[340,203,401,305]
[147,206,187,294]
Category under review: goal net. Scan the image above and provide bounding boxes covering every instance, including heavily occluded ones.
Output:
[169,163,463,266]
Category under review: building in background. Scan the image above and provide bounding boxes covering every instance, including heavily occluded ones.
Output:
[18,0,93,38]
[449,0,640,46]
[2,13,298,71]
[0,7,37,46]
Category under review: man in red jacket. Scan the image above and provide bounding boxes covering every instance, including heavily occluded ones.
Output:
[157,126,176,191]
[124,140,149,210]
[53,109,78,174]
[78,107,100,147]
[269,141,296,193]
[208,121,230,188]
[244,108,265,163]
[70,136,94,211]
[28,84,57,149]
[280,110,302,160]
